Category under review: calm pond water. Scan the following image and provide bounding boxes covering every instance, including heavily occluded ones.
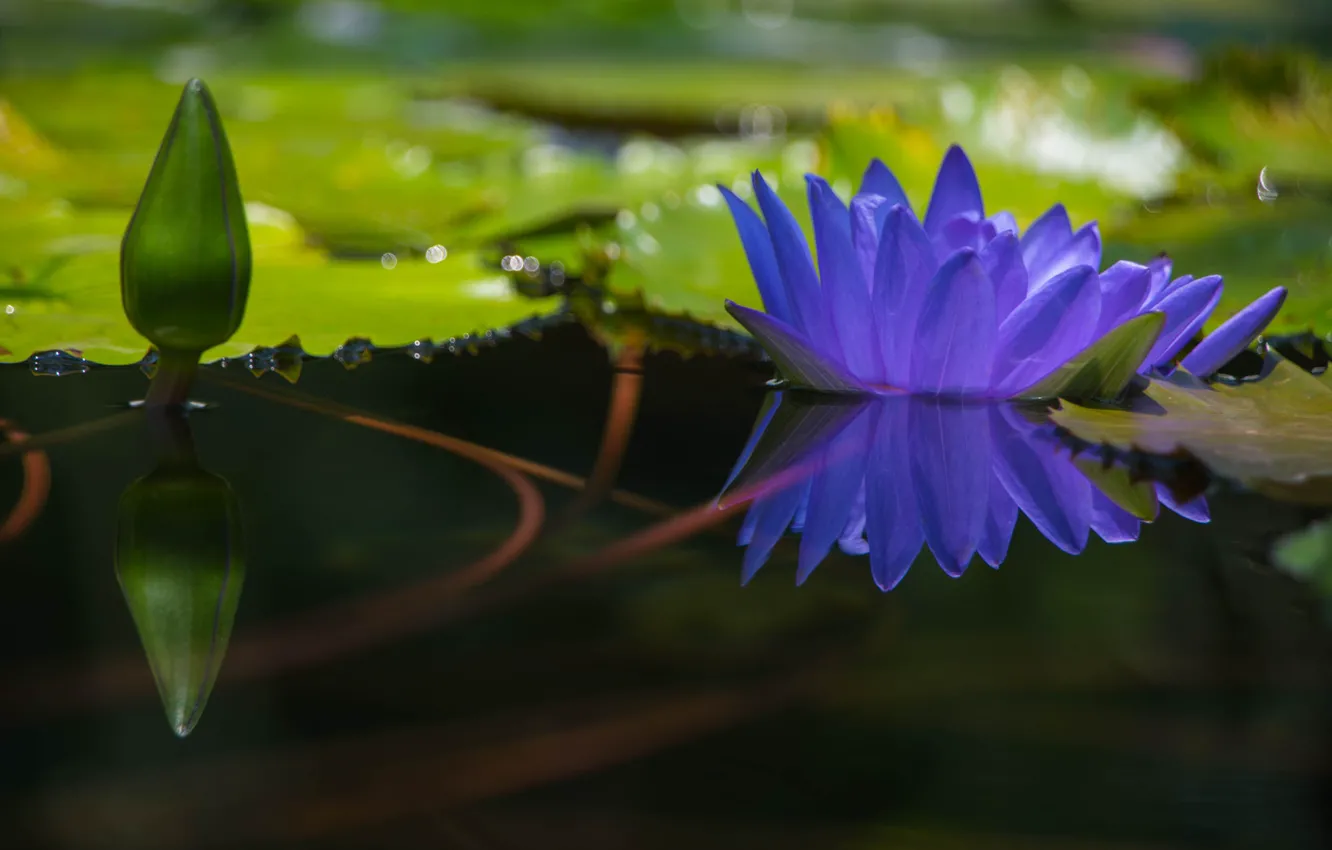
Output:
[0,319,1328,849]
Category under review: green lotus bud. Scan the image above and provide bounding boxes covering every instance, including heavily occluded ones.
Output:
[121,78,250,405]
[114,412,244,737]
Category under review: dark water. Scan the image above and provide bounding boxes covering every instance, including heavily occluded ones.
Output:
[0,321,1329,849]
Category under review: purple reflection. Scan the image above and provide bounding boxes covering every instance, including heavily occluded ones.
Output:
[721,393,1208,589]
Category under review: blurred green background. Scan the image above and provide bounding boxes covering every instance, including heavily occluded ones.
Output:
[1,0,1330,362]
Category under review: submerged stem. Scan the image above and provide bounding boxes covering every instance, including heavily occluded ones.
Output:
[145,348,201,409]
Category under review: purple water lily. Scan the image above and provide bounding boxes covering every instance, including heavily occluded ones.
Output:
[722,145,1286,396]
[722,393,1209,589]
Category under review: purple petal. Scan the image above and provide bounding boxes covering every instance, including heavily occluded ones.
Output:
[979,232,1028,321]
[721,391,782,495]
[1179,286,1287,377]
[859,159,911,212]
[988,211,1019,236]
[910,250,997,395]
[808,176,881,380]
[1095,261,1153,335]
[932,212,987,258]
[991,407,1091,554]
[1144,256,1173,304]
[979,471,1019,567]
[923,145,984,237]
[1090,491,1141,543]
[1029,222,1102,292]
[1158,484,1210,523]
[1145,273,1193,311]
[726,302,866,393]
[751,171,829,346]
[992,265,1101,397]
[909,400,989,575]
[838,485,869,556]
[797,408,873,584]
[741,486,802,584]
[1142,275,1224,369]
[791,493,809,533]
[719,185,792,325]
[850,194,890,292]
[865,399,922,590]
[873,206,938,387]
[738,505,760,546]
[1019,204,1073,278]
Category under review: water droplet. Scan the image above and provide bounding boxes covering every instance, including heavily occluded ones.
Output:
[426,244,447,264]
[616,209,637,229]
[523,256,539,273]
[29,350,89,377]
[4,305,14,315]
[406,338,435,363]
[334,337,374,369]
[1257,167,1280,202]
[381,252,398,270]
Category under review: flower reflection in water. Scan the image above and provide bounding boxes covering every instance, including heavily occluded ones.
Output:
[721,393,1208,590]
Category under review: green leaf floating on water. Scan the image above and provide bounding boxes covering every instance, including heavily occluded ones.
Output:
[0,235,547,365]
[1052,355,1332,504]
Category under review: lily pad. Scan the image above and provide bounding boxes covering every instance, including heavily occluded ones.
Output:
[1052,355,1332,503]
[0,220,548,364]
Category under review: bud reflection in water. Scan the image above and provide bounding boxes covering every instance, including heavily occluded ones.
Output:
[114,409,244,737]
[721,393,1209,590]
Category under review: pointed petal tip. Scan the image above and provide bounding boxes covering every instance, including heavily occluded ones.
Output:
[1179,285,1288,377]
[873,570,908,592]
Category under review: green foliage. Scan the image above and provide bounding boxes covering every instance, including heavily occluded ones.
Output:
[2,39,1332,360]
[1274,518,1332,606]
[1135,45,1332,180]
[1052,355,1332,504]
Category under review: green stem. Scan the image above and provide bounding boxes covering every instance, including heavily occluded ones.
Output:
[145,348,201,410]
[145,403,199,470]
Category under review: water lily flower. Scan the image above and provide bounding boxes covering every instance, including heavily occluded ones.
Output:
[722,393,1208,589]
[721,145,1285,396]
